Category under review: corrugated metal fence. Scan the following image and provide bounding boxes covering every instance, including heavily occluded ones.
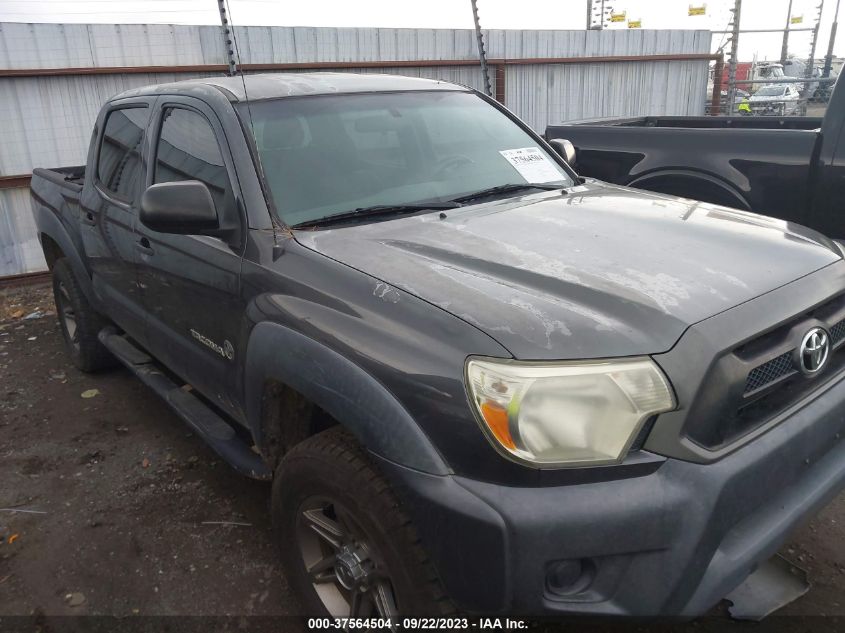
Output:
[0,22,712,277]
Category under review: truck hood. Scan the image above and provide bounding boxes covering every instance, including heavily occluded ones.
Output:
[295,181,840,360]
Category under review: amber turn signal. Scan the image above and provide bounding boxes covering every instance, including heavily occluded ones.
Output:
[480,401,516,450]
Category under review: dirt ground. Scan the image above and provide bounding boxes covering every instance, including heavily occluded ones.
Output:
[1,283,845,632]
[0,284,294,629]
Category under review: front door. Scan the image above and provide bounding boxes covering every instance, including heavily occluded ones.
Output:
[135,98,246,417]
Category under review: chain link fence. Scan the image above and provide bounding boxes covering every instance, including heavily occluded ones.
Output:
[705,61,838,118]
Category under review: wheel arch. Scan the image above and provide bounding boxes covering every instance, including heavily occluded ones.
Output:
[244,321,451,476]
[40,233,64,270]
[627,169,752,211]
[34,206,97,305]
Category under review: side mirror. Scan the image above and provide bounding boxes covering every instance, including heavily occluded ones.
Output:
[140,181,219,235]
[549,138,577,165]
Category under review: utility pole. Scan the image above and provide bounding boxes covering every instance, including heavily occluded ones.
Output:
[781,0,793,64]
[727,0,742,113]
[469,0,492,97]
[824,0,842,76]
[217,0,237,76]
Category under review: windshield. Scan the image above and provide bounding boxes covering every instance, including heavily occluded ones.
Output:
[241,91,573,226]
[755,85,787,96]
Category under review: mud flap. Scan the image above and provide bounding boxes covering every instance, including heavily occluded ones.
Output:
[726,554,810,621]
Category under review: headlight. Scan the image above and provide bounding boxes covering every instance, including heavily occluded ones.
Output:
[465,357,675,467]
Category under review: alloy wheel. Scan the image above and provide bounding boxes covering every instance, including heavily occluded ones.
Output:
[57,281,79,349]
[296,495,399,626]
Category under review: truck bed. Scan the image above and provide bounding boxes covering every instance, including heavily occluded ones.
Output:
[545,120,821,222]
[29,166,87,274]
[32,165,86,192]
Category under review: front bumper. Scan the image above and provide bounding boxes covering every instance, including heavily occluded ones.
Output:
[377,369,845,616]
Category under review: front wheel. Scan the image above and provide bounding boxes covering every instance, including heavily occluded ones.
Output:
[272,427,452,619]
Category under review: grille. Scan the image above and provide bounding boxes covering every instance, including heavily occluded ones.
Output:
[687,293,845,450]
[744,351,795,394]
[831,319,845,347]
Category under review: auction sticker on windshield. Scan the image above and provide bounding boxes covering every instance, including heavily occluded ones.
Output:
[500,147,562,183]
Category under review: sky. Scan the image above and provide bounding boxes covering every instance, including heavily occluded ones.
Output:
[0,0,842,61]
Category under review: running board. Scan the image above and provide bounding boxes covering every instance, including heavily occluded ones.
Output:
[98,327,271,480]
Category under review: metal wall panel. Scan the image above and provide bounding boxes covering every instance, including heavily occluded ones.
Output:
[0,71,213,176]
[509,59,710,130]
[0,23,709,68]
[1,23,710,276]
[0,187,45,276]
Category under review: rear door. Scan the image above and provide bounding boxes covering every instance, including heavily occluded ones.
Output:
[135,97,247,416]
[79,100,153,342]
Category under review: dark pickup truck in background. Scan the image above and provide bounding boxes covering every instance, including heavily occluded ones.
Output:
[546,77,845,238]
[29,72,845,621]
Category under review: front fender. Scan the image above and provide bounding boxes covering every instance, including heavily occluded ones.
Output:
[244,321,451,476]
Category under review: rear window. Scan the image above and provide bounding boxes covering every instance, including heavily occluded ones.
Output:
[97,107,147,202]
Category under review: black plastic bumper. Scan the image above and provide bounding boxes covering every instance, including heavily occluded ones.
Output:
[376,373,845,616]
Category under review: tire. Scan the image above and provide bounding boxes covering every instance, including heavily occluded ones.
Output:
[52,258,116,372]
[272,427,452,619]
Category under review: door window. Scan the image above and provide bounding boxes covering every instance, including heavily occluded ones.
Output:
[153,107,234,217]
[97,107,147,202]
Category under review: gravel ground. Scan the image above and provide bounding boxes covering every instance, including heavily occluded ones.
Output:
[1,282,845,631]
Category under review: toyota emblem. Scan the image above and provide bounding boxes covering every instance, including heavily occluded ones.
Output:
[799,327,830,375]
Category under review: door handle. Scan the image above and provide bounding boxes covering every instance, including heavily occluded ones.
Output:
[81,211,96,226]
[135,237,154,256]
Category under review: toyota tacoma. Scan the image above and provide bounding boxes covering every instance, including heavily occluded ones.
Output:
[30,73,845,619]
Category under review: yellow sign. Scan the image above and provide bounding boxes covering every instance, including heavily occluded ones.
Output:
[688,4,706,16]
[628,19,642,28]
[791,15,803,24]
[610,11,626,22]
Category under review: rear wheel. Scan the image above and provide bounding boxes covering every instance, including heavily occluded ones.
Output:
[52,258,116,372]
[272,427,452,620]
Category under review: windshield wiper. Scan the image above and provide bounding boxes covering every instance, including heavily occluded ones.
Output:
[292,201,462,229]
[450,183,565,205]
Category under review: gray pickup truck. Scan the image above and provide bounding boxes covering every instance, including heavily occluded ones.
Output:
[29,72,845,620]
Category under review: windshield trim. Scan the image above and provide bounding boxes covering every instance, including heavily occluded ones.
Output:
[236,89,579,231]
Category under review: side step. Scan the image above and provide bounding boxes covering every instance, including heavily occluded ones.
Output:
[98,327,271,480]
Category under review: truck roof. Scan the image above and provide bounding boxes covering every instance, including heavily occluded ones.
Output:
[111,72,465,102]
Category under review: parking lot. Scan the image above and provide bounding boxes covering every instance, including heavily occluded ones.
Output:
[0,281,844,631]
